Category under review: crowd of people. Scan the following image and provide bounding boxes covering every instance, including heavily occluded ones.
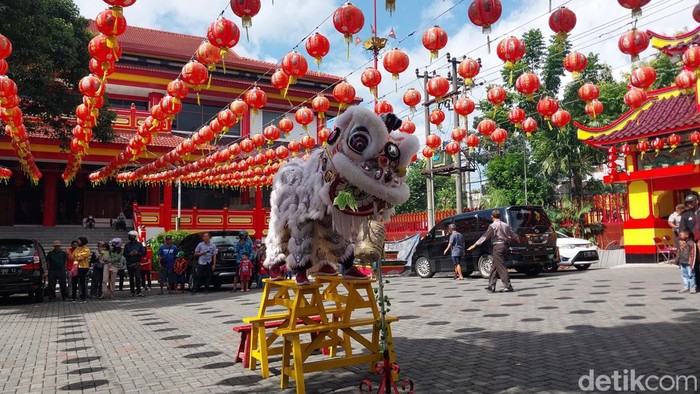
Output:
[45,230,271,302]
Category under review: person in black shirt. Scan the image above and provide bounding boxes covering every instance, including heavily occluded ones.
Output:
[46,240,69,301]
[123,231,145,296]
[679,194,700,287]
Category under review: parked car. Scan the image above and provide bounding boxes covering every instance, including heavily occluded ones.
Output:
[0,239,47,302]
[546,231,599,271]
[178,231,241,288]
[412,206,558,279]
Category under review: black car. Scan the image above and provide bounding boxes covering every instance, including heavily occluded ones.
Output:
[0,239,47,302]
[178,231,241,288]
[412,206,558,279]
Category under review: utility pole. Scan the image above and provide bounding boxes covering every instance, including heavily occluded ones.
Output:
[447,53,464,213]
[416,69,436,230]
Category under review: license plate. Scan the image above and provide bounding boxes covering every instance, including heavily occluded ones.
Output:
[0,259,9,264]
[1,268,16,275]
[222,253,234,259]
[583,251,597,257]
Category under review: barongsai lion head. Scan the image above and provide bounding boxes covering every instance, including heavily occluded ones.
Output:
[326,106,419,216]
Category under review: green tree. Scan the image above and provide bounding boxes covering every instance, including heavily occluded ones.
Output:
[482,151,554,206]
[395,158,456,213]
[0,0,115,143]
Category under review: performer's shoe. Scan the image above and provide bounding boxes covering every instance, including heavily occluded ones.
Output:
[499,286,514,293]
[314,265,339,276]
[295,270,310,285]
[268,265,284,281]
[342,267,369,280]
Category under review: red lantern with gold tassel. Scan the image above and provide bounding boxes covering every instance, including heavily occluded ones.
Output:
[457,58,480,86]
[383,48,410,80]
[515,72,540,100]
[281,51,308,86]
[426,75,450,101]
[477,119,496,136]
[422,25,448,61]
[361,67,382,98]
[311,95,330,120]
[585,99,604,119]
[429,109,445,130]
[549,7,576,42]
[651,137,665,156]
[332,81,356,112]
[466,134,480,151]
[270,69,289,94]
[89,34,122,63]
[244,87,267,117]
[690,131,700,156]
[181,61,209,101]
[491,128,507,146]
[578,83,600,103]
[451,127,467,142]
[426,134,442,150]
[230,99,249,121]
[295,107,314,131]
[522,117,538,137]
[263,125,281,145]
[624,88,647,109]
[279,118,294,137]
[667,133,681,152]
[468,0,502,34]
[487,86,507,108]
[400,120,416,134]
[333,2,364,57]
[550,110,571,129]
[454,97,475,124]
[305,32,330,66]
[537,97,559,122]
[403,88,422,114]
[230,0,261,40]
[196,42,222,72]
[629,66,657,90]
[95,8,128,37]
[496,36,525,69]
[508,107,525,128]
[618,0,650,17]
[563,51,587,79]
[675,70,696,93]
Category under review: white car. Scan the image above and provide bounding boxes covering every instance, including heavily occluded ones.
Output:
[548,231,599,271]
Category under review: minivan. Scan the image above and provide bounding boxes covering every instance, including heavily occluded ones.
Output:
[412,206,557,279]
[0,239,47,302]
[178,231,242,289]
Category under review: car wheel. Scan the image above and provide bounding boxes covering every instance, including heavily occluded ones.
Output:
[542,263,559,272]
[477,254,492,278]
[414,257,435,278]
[33,290,43,303]
[575,264,591,271]
[522,265,542,277]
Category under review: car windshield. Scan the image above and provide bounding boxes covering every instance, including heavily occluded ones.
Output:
[0,241,35,260]
[211,235,238,247]
[507,208,551,230]
[556,231,570,238]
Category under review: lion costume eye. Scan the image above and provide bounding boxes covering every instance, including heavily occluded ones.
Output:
[347,126,370,154]
[328,127,341,145]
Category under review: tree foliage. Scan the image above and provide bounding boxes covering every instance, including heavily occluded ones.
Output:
[0,0,115,143]
[395,158,456,213]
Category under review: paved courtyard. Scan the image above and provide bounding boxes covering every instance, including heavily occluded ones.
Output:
[1,265,699,393]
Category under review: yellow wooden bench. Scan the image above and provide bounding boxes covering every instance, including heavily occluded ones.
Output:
[276,315,399,393]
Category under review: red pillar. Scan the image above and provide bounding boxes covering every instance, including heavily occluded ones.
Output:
[162,183,173,231]
[252,187,265,239]
[42,170,58,227]
[241,110,251,137]
[148,92,164,109]
[147,185,160,206]
[316,115,326,141]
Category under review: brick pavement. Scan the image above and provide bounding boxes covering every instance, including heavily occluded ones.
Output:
[0,265,699,393]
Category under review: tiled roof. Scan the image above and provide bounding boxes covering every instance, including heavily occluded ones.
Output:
[24,129,183,149]
[88,21,342,83]
[582,93,700,144]
[648,26,700,56]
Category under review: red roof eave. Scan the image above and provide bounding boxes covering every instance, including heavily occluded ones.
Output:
[647,26,700,41]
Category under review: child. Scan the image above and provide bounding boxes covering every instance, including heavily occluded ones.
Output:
[677,231,697,294]
[173,251,188,294]
[140,246,153,291]
[238,253,253,292]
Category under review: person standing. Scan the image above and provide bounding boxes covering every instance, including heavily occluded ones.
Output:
[680,193,700,287]
[124,231,145,297]
[676,231,697,294]
[158,235,178,295]
[71,237,92,302]
[89,242,104,299]
[46,240,69,302]
[233,231,254,291]
[173,251,188,293]
[238,253,253,292]
[66,240,78,292]
[467,210,520,293]
[443,224,465,280]
[141,245,153,292]
[111,239,127,291]
[101,242,116,299]
[193,232,217,294]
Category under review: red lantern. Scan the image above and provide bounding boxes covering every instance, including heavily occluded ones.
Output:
[300,135,316,151]
[160,95,182,115]
[0,59,7,76]
[209,118,224,135]
[251,134,266,150]
[491,128,507,146]
[445,141,461,156]
[426,134,442,149]
[84,95,104,110]
[181,61,209,91]
[230,0,261,32]
[383,48,410,80]
[333,2,365,50]
[549,6,576,42]
[629,66,657,90]
[332,81,356,111]
[551,110,571,128]
[624,88,647,109]
[522,117,537,137]
[496,36,526,68]
[0,76,17,100]
[403,88,422,113]
[311,95,330,119]
[104,0,137,7]
[457,58,480,86]
[230,99,249,120]
[275,145,289,160]
[466,134,480,151]
[167,79,189,99]
[515,72,540,100]
[651,137,664,155]
[683,46,700,70]
[578,83,600,104]
[305,32,330,65]
[240,138,255,154]
[288,140,301,156]
[95,8,127,37]
[3,94,19,109]
[487,86,507,108]
[618,28,649,62]
[400,120,416,134]
[691,131,700,155]
[451,127,467,142]
[426,76,450,100]
[667,133,681,151]
[281,51,308,85]
[78,75,102,97]
[477,119,496,136]
[468,0,502,34]
[618,0,650,17]
[196,42,222,71]
[244,87,267,116]
[422,147,435,158]
[263,125,281,144]
[318,128,331,146]
[429,109,445,130]
[563,51,587,78]
[89,58,115,80]
[675,70,696,92]
[620,143,632,156]
[537,97,559,120]
[0,34,12,60]
[374,101,393,115]
[199,126,215,142]
[207,17,240,49]
[279,118,294,136]
[295,107,315,131]
[422,25,448,61]
[508,107,525,128]
[454,97,475,121]
[361,67,383,98]
[88,34,122,63]
[270,69,289,93]
[585,99,604,119]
